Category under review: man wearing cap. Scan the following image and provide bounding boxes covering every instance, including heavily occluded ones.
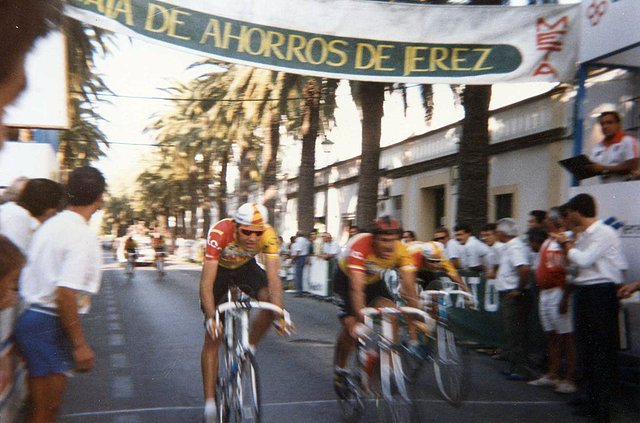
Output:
[199,202,290,423]
[332,216,419,397]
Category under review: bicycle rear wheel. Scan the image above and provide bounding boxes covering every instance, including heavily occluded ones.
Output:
[337,351,364,422]
[232,352,260,423]
[433,324,464,405]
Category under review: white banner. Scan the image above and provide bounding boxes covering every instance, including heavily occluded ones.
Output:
[66,0,580,84]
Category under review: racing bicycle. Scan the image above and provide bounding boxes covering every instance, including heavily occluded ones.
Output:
[214,288,293,423]
[337,306,434,423]
[125,251,137,279]
[400,288,476,405]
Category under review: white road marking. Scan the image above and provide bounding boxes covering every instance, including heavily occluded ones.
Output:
[61,398,569,418]
[108,334,124,346]
[110,353,128,369]
[112,375,133,398]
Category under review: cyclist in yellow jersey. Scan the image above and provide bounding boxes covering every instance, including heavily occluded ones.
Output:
[199,202,290,422]
[333,216,420,397]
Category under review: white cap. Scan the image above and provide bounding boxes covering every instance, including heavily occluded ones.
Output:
[234,202,268,229]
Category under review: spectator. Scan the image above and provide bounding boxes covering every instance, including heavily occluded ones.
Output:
[277,236,289,287]
[434,226,462,269]
[552,194,627,421]
[14,166,106,423]
[0,235,24,310]
[454,223,492,273]
[586,111,639,183]
[480,223,503,279]
[0,178,65,252]
[348,225,359,239]
[527,216,577,395]
[401,230,416,244]
[527,210,547,230]
[495,218,534,381]
[290,231,311,295]
[0,1,62,150]
[309,229,320,255]
[320,232,341,282]
[0,176,28,204]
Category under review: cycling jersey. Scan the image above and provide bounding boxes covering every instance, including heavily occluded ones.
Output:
[338,233,416,284]
[204,218,279,269]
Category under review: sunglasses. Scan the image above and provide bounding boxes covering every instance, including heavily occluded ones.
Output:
[239,228,265,237]
[433,236,446,242]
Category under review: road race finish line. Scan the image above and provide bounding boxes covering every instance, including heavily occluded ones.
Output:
[65,0,579,84]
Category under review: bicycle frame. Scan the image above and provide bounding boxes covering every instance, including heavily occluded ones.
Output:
[358,306,433,422]
[214,289,291,423]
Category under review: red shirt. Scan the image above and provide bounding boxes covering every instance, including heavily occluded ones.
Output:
[535,238,566,290]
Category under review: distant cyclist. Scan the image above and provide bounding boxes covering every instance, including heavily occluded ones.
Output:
[200,202,291,422]
[151,233,167,266]
[333,216,419,397]
[124,236,137,260]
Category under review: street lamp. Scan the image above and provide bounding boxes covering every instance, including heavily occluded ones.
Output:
[321,135,335,154]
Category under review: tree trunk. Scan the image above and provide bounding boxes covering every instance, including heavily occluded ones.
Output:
[262,109,280,225]
[217,146,229,219]
[201,150,213,233]
[297,78,321,233]
[238,145,253,204]
[356,82,385,229]
[457,85,491,232]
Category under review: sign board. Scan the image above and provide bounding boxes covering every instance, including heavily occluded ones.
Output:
[3,32,69,129]
[66,0,580,84]
[579,0,640,66]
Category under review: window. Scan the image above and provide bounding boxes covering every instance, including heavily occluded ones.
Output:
[495,193,513,220]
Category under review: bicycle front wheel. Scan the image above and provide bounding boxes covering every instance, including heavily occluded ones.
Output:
[232,352,260,423]
[433,324,464,405]
[378,349,411,423]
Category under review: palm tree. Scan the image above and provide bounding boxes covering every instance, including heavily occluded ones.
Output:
[351,81,386,229]
[59,21,112,176]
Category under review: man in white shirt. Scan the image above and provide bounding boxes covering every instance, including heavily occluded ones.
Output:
[454,223,492,273]
[434,226,462,269]
[480,223,503,279]
[14,166,106,423]
[552,194,627,421]
[495,218,533,381]
[290,231,311,295]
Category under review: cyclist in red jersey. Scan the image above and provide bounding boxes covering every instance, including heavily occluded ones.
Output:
[200,202,289,422]
[333,216,419,396]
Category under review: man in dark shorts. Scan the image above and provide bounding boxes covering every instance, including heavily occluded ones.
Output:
[199,202,291,422]
[333,217,419,396]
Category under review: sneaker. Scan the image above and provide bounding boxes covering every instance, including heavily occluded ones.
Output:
[334,369,350,399]
[527,375,559,387]
[555,380,577,394]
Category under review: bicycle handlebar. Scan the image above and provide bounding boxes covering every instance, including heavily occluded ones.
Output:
[214,300,293,334]
[359,306,433,323]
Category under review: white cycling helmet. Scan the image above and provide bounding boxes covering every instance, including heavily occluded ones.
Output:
[234,202,269,229]
[422,241,443,263]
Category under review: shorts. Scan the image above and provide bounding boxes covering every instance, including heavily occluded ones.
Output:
[213,258,268,306]
[333,267,394,319]
[14,308,73,377]
[538,287,573,334]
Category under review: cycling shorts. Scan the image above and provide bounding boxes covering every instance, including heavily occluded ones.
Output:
[333,267,393,319]
[213,258,268,306]
[14,307,73,377]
